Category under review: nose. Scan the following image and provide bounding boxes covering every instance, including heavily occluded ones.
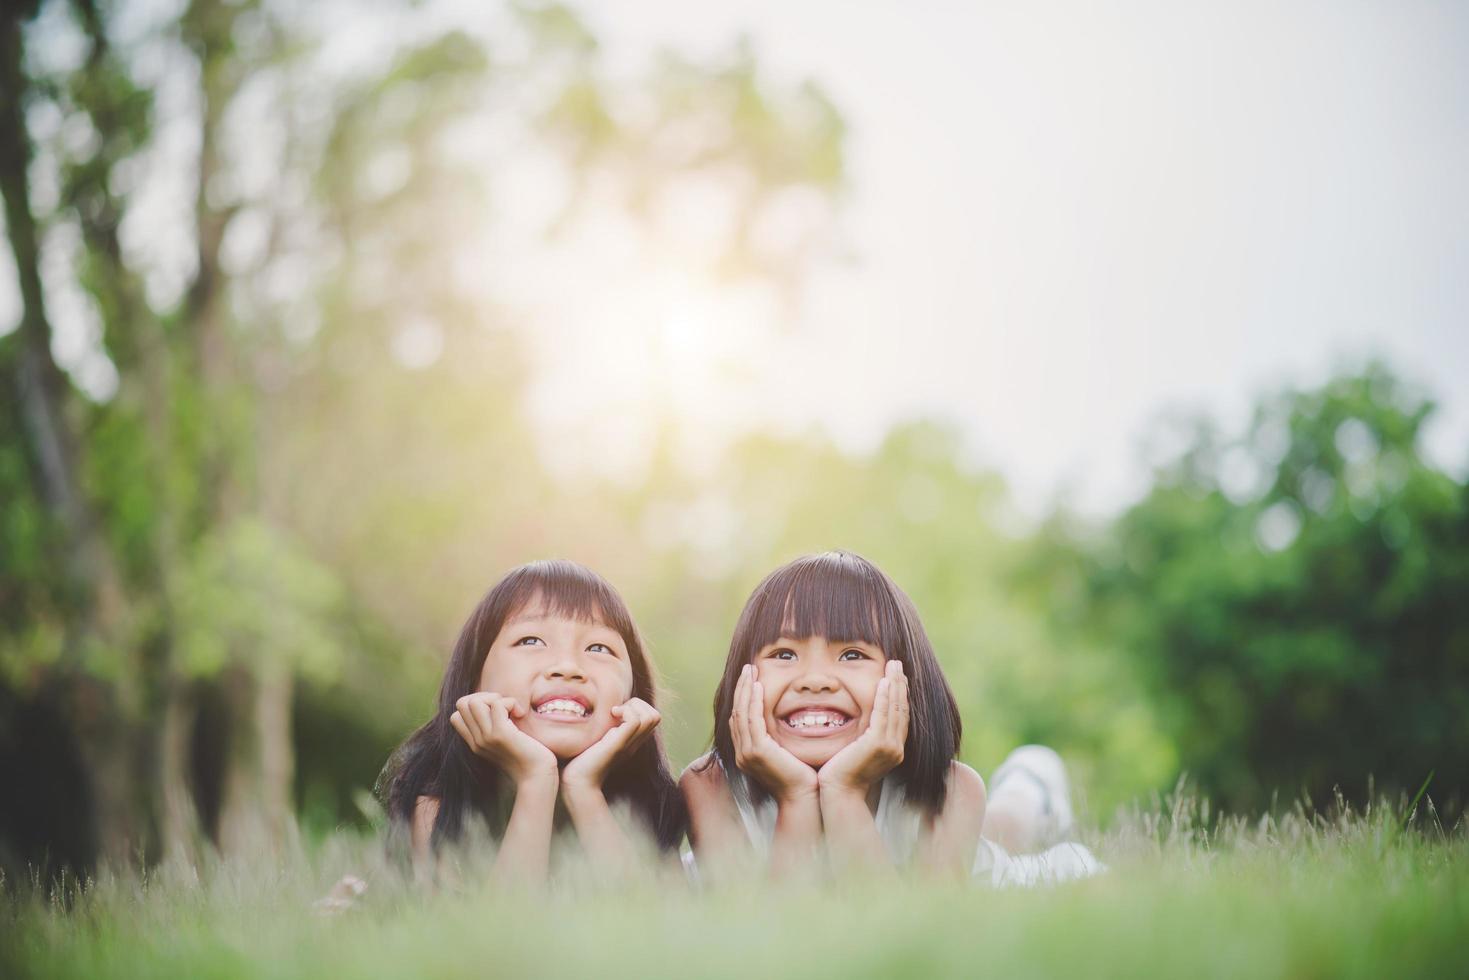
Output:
[544,651,587,682]
[794,668,838,694]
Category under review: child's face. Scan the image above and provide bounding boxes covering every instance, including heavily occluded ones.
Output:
[478,602,636,761]
[753,634,888,768]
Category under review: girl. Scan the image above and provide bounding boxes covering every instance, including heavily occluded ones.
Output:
[681,550,1102,884]
[380,559,684,884]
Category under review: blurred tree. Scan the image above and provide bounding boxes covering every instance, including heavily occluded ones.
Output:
[2,0,146,867]
[1086,364,1469,810]
[1,0,848,869]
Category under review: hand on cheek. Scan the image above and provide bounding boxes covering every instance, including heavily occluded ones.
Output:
[730,664,821,803]
[450,692,559,788]
[817,659,909,797]
[560,697,661,795]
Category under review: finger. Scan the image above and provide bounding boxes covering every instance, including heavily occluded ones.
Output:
[623,705,656,743]
[489,697,515,727]
[891,675,910,744]
[503,697,528,720]
[624,711,658,752]
[614,699,643,727]
[731,665,752,752]
[469,697,497,743]
[750,680,771,740]
[746,666,768,738]
[598,714,641,754]
[449,709,473,746]
[610,704,625,721]
[629,701,660,737]
[483,694,522,719]
[882,665,903,736]
[629,701,662,749]
[869,677,890,737]
[454,696,478,740]
[456,696,486,744]
[489,699,530,750]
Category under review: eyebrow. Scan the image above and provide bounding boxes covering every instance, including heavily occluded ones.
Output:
[504,615,622,641]
[769,636,879,647]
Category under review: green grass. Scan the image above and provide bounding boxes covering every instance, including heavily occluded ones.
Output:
[4,792,1465,979]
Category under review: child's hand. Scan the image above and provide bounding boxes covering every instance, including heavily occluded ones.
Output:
[560,697,662,794]
[450,693,558,787]
[732,664,820,803]
[817,660,909,797]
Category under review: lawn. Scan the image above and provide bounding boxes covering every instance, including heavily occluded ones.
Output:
[4,792,1464,979]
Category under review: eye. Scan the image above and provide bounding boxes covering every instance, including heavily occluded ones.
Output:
[764,648,796,661]
[587,642,617,657]
[512,635,545,647]
[839,648,873,661]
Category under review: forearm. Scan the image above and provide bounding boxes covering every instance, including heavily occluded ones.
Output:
[819,787,893,873]
[768,790,824,876]
[491,778,558,887]
[562,784,642,878]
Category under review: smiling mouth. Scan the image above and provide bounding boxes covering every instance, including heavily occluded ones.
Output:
[533,697,592,721]
[778,708,854,734]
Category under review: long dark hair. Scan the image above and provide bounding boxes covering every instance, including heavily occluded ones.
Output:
[379,560,686,852]
[703,551,962,813]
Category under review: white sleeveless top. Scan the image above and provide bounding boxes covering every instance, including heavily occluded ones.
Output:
[721,758,1105,887]
[726,765,925,866]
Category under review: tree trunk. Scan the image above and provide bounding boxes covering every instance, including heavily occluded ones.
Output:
[64,677,146,868]
[156,675,203,863]
[217,659,297,857]
[3,6,148,871]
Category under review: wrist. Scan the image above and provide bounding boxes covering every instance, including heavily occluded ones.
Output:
[774,777,821,807]
[817,776,870,804]
[559,778,608,817]
[559,773,605,803]
[513,764,559,794]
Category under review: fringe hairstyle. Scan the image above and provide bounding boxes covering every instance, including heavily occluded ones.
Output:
[703,551,962,813]
[378,560,686,852]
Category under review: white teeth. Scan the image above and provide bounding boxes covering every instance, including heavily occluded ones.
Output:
[535,698,589,717]
[786,711,848,730]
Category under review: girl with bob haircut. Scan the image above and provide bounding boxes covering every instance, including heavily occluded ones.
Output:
[682,550,986,876]
[683,550,1104,884]
[380,559,685,882]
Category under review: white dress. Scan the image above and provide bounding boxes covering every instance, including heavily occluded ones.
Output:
[724,762,1105,887]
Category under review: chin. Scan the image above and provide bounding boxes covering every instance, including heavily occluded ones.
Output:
[781,741,840,770]
[545,734,599,760]
[524,721,602,761]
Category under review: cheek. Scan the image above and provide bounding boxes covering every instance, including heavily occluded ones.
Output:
[605,662,635,705]
[852,679,884,727]
[760,683,781,718]
[477,653,525,696]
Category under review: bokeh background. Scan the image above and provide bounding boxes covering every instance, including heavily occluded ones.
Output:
[2,0,1466,874]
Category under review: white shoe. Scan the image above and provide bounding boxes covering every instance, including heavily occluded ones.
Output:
[989,745,1075,846]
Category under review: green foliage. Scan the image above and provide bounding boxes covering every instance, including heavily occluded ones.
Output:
[171,518,347,683]
[1087,363,1469,810]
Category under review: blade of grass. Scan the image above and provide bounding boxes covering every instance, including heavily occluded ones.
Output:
[1400,769,1435,834]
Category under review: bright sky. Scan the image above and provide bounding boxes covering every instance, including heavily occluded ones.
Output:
[527,0,1469,516]
[7,1,1467,520]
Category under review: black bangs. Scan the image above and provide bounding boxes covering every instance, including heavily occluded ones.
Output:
[497,559,637,642]
[739,552,904,660]
[379,559,686,855]
[707,550,963,816]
